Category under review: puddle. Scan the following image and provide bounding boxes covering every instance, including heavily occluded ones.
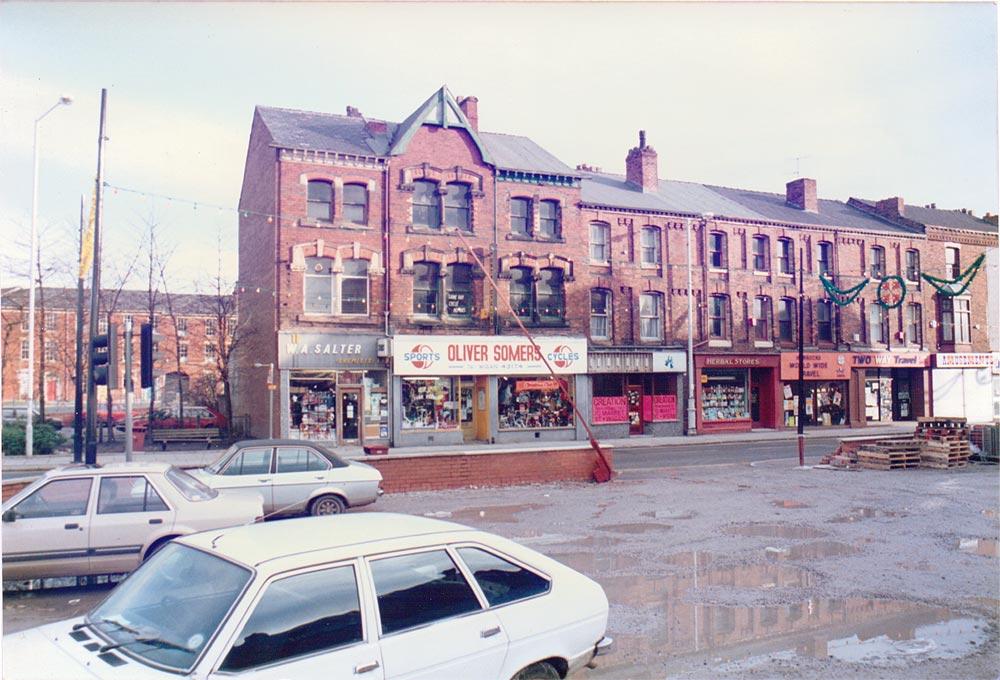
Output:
[771,500,811,509]
[764,541,860,560]
[642,510,696,520]
[957,538,999,558]
[443,503,544,523]
[830,507,908,523]
[726,523,828,539]
[826,616,988,665]
[661,551,718,568]
[597,523,672,534]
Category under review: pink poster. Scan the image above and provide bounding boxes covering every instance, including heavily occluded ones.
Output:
[642,395,653,421]
[652,394,677,421]
[592,396,628,423]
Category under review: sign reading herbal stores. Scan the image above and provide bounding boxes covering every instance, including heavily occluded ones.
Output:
[393,335,587,376]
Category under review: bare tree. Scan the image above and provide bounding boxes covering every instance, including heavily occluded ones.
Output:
[138,212,173,433]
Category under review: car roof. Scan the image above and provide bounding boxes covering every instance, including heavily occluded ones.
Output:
[180,513,477,567]
[46,462,175,477]
[229,439,346,466]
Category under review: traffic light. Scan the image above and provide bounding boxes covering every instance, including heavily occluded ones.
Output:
[140,323,154,388]
[91,324,118,386]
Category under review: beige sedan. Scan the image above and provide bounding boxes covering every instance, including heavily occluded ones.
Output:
[1,462,263,581]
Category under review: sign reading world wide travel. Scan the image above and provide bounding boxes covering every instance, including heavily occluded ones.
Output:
[393,335,587,376]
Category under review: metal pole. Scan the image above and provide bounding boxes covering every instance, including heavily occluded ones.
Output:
[268,363,274,439]
[73,196,86,462]
[85,89,107,466]
[124,318,133,461]
[797,247,805,466]
[686,217,699,435]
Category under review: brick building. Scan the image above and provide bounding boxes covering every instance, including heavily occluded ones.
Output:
[235,87,998,446]
[1,287,232,415]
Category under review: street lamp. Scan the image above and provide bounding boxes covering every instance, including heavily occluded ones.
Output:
[26,94,72,458]
[686,212,713,435]
[254,362,275,439]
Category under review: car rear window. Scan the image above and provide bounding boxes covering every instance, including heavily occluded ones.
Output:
[456,547,551,607]
[165,467,217,501]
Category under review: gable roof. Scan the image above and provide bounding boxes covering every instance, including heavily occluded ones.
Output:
[388,86,494,166]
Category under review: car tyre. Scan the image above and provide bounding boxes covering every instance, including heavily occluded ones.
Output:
[511,662,560,680]
[309,494,346,516]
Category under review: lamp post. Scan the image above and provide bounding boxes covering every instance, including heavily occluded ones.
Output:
[254,362,275,438]
[686,213,712,435]
[26,94,72,458]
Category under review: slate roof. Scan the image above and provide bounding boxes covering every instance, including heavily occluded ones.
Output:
[852,198,997,234]
[1,288,227,315]
[479,131,577,175]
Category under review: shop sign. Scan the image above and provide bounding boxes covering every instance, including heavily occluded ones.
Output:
[651,351,687,373]
[592,396,628,424]
[849,352,929,368]
[934,353,994,369]
[516,379,563,392]
[780,352,851,381]
[642,394,677,421]
[702,356,766,367]
[278,332,383,369]
[393,335,587,376]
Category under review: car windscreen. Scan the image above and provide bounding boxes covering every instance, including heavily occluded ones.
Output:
[204,444,241,474]
[87,542,252,673]
[165,467,218,501]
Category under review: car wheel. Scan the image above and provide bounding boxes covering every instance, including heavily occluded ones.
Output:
[511,662,560,680]
[309,494,346,516]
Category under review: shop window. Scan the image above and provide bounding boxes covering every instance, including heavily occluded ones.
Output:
[817,241,833,276]
[708,231,727,269]
[446,264,473,317]
[868,304,888,345]
[402,377,457,430]
[701,370,749,422]
[304,257,369,316]
[869,245,885,278]
[498,376,573,429]
[778,298,795,342]
[709,294,729,339]
[590,289,611,340]
[444,182,471,232]
[752,235,770,272]
[412,261,441,316]
[945,247,960,279]
[639,292,663,341]
[641,226,661,266]
[905,249,920,282]
[511,197,531,236]
[509,267,534,320]
[307,180,333,222]
[817,299,833,342]
[592,373,624,397]
[536,268,565,323]
[343,183,368,225]
[412,180,441,230]
[590,222,610,263]
[906,303,922,345]
[784,382,847,428]
[777,238,794,275]
[753,296,772,341]
[539,200,560,239]
[940,297,970,343]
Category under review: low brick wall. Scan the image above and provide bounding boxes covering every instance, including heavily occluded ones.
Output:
[3,478,36,502]
[363,445,615,493]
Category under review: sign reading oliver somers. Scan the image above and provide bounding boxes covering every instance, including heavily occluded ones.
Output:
[393,335,587,376]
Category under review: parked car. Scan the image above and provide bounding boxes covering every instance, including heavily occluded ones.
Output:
[189,439,383,517]
[2,406,62,429]
[132,406,227,430]
[2,513,612,679]
[1,463,263,582]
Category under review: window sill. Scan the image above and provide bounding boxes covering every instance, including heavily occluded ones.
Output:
[406,225,474,236]
[505,234,567,244]
[708,268,728,274]
[297,314,379,325]
[753,340,775,348]
[589,261,611,267]
[297,219,372,231]
[753,270,770,276]
[505,319,570,329]
[640,263,662,271]
[708,339,732,348]
[639,337,664,343]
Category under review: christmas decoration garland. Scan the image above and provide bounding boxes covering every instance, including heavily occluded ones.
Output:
[876,275,907,309]
[921,254,985,297]
[820,274,870,307]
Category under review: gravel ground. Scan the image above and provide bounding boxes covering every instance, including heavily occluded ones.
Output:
[373,459,1000,680]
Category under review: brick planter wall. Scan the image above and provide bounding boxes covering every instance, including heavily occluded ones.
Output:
[3,479,35,502]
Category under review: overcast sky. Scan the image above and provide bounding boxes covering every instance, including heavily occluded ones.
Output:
[1,2,997,291]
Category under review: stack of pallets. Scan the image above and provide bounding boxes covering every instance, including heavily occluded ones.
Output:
[856,439,922,470]
[916,416,971,469]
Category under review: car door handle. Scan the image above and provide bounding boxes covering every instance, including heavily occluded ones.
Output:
[148,518,163,525]
[258,478,271,483]
[354,660,380,674]
[481,626,502,638]
[64,523,80,530]
[314,476,326,480]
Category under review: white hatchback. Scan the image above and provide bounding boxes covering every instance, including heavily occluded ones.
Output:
[3,513,612,680]
[1,463,263,582]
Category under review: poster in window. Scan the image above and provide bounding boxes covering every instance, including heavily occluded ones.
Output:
[591,396,627,423]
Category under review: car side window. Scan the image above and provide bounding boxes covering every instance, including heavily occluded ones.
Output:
[14,478,92,519]
[276,447,330,473]
[221,448,272,476]
[97,476,169,514]
[370,550,482,635]
[456,547,551,607]
[220,565,363,672]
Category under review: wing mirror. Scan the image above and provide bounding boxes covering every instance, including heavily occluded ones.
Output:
[2,509,17,523]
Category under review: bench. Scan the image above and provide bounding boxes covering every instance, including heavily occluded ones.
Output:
[150,427,222,450]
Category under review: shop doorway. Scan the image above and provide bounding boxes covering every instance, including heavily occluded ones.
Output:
[474,376,489,441]
[460,381,475,442]
[627,385,643,434]
[339,389,361,443]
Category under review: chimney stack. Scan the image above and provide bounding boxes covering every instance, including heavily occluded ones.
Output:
[457,96,479,131]
[786,178,818,212]
[346,105,362,118]
[984,213,998,226]
[875,196,905,219]
[625,130,659,193]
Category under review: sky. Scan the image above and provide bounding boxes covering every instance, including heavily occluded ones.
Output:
[1,2,997,292]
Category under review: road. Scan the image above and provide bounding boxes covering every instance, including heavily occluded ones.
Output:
[613,436,837,469]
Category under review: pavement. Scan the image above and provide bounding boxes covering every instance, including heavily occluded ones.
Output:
[1,423,917,477]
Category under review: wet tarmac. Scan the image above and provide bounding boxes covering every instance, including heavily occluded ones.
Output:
[725,523,829,539]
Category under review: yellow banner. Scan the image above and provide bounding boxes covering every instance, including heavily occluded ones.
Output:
[78,191,96,278]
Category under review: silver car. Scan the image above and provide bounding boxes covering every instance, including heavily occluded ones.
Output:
[190,439,383,517]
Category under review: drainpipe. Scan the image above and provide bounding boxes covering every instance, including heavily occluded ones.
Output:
[492,169,499,335]
[383,161,391,336]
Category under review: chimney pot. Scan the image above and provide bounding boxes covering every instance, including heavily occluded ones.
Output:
[346,106,362,118]
[625,130,659,193]
[457,96,479,132]
[639,130,646,148]
[786,178,818,212]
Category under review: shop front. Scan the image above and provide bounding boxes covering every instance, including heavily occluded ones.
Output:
[588,350,686,438]
[391,335,588,446]
[278,332,390,446]
[694,354,781,432]
[931,353,997,424]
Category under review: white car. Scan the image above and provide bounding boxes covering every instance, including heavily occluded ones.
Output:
[189,439,383,517]
[3,513,612,680]
[1,463,263,582]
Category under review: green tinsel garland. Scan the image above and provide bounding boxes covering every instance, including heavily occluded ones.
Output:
[820,274,870,306]
[921,253,985,297]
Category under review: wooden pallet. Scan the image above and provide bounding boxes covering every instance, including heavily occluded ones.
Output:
[921,459,969,469]
[858,449,920,470]
[922,441,970,454]
[917,416,967,425]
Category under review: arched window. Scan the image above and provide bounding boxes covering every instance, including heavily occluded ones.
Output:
[444,182,471,231]
[509,267,534,320]
[753,235,770,272]
[753,296,773,341]
[905,249,920,282]
[412,180,440,229]
[641,226,661,266]
[816,299,833,342]
[537,268,565,322]
[709,294,729,339]
[413,262,440,315]
[343,184,368,225]
[590,289,611,339]
[777,238,794,275]
[304,257,334,313]
[510,198,531,236]
[778,298,795,342]
[539,200,560,239]
[639,292,663,341]
[446,264,473,317]
[869,245,885,278]
[307,180,333,222]
[817,241,833,276]
[590,222,610,263]
[708,232,727,269]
